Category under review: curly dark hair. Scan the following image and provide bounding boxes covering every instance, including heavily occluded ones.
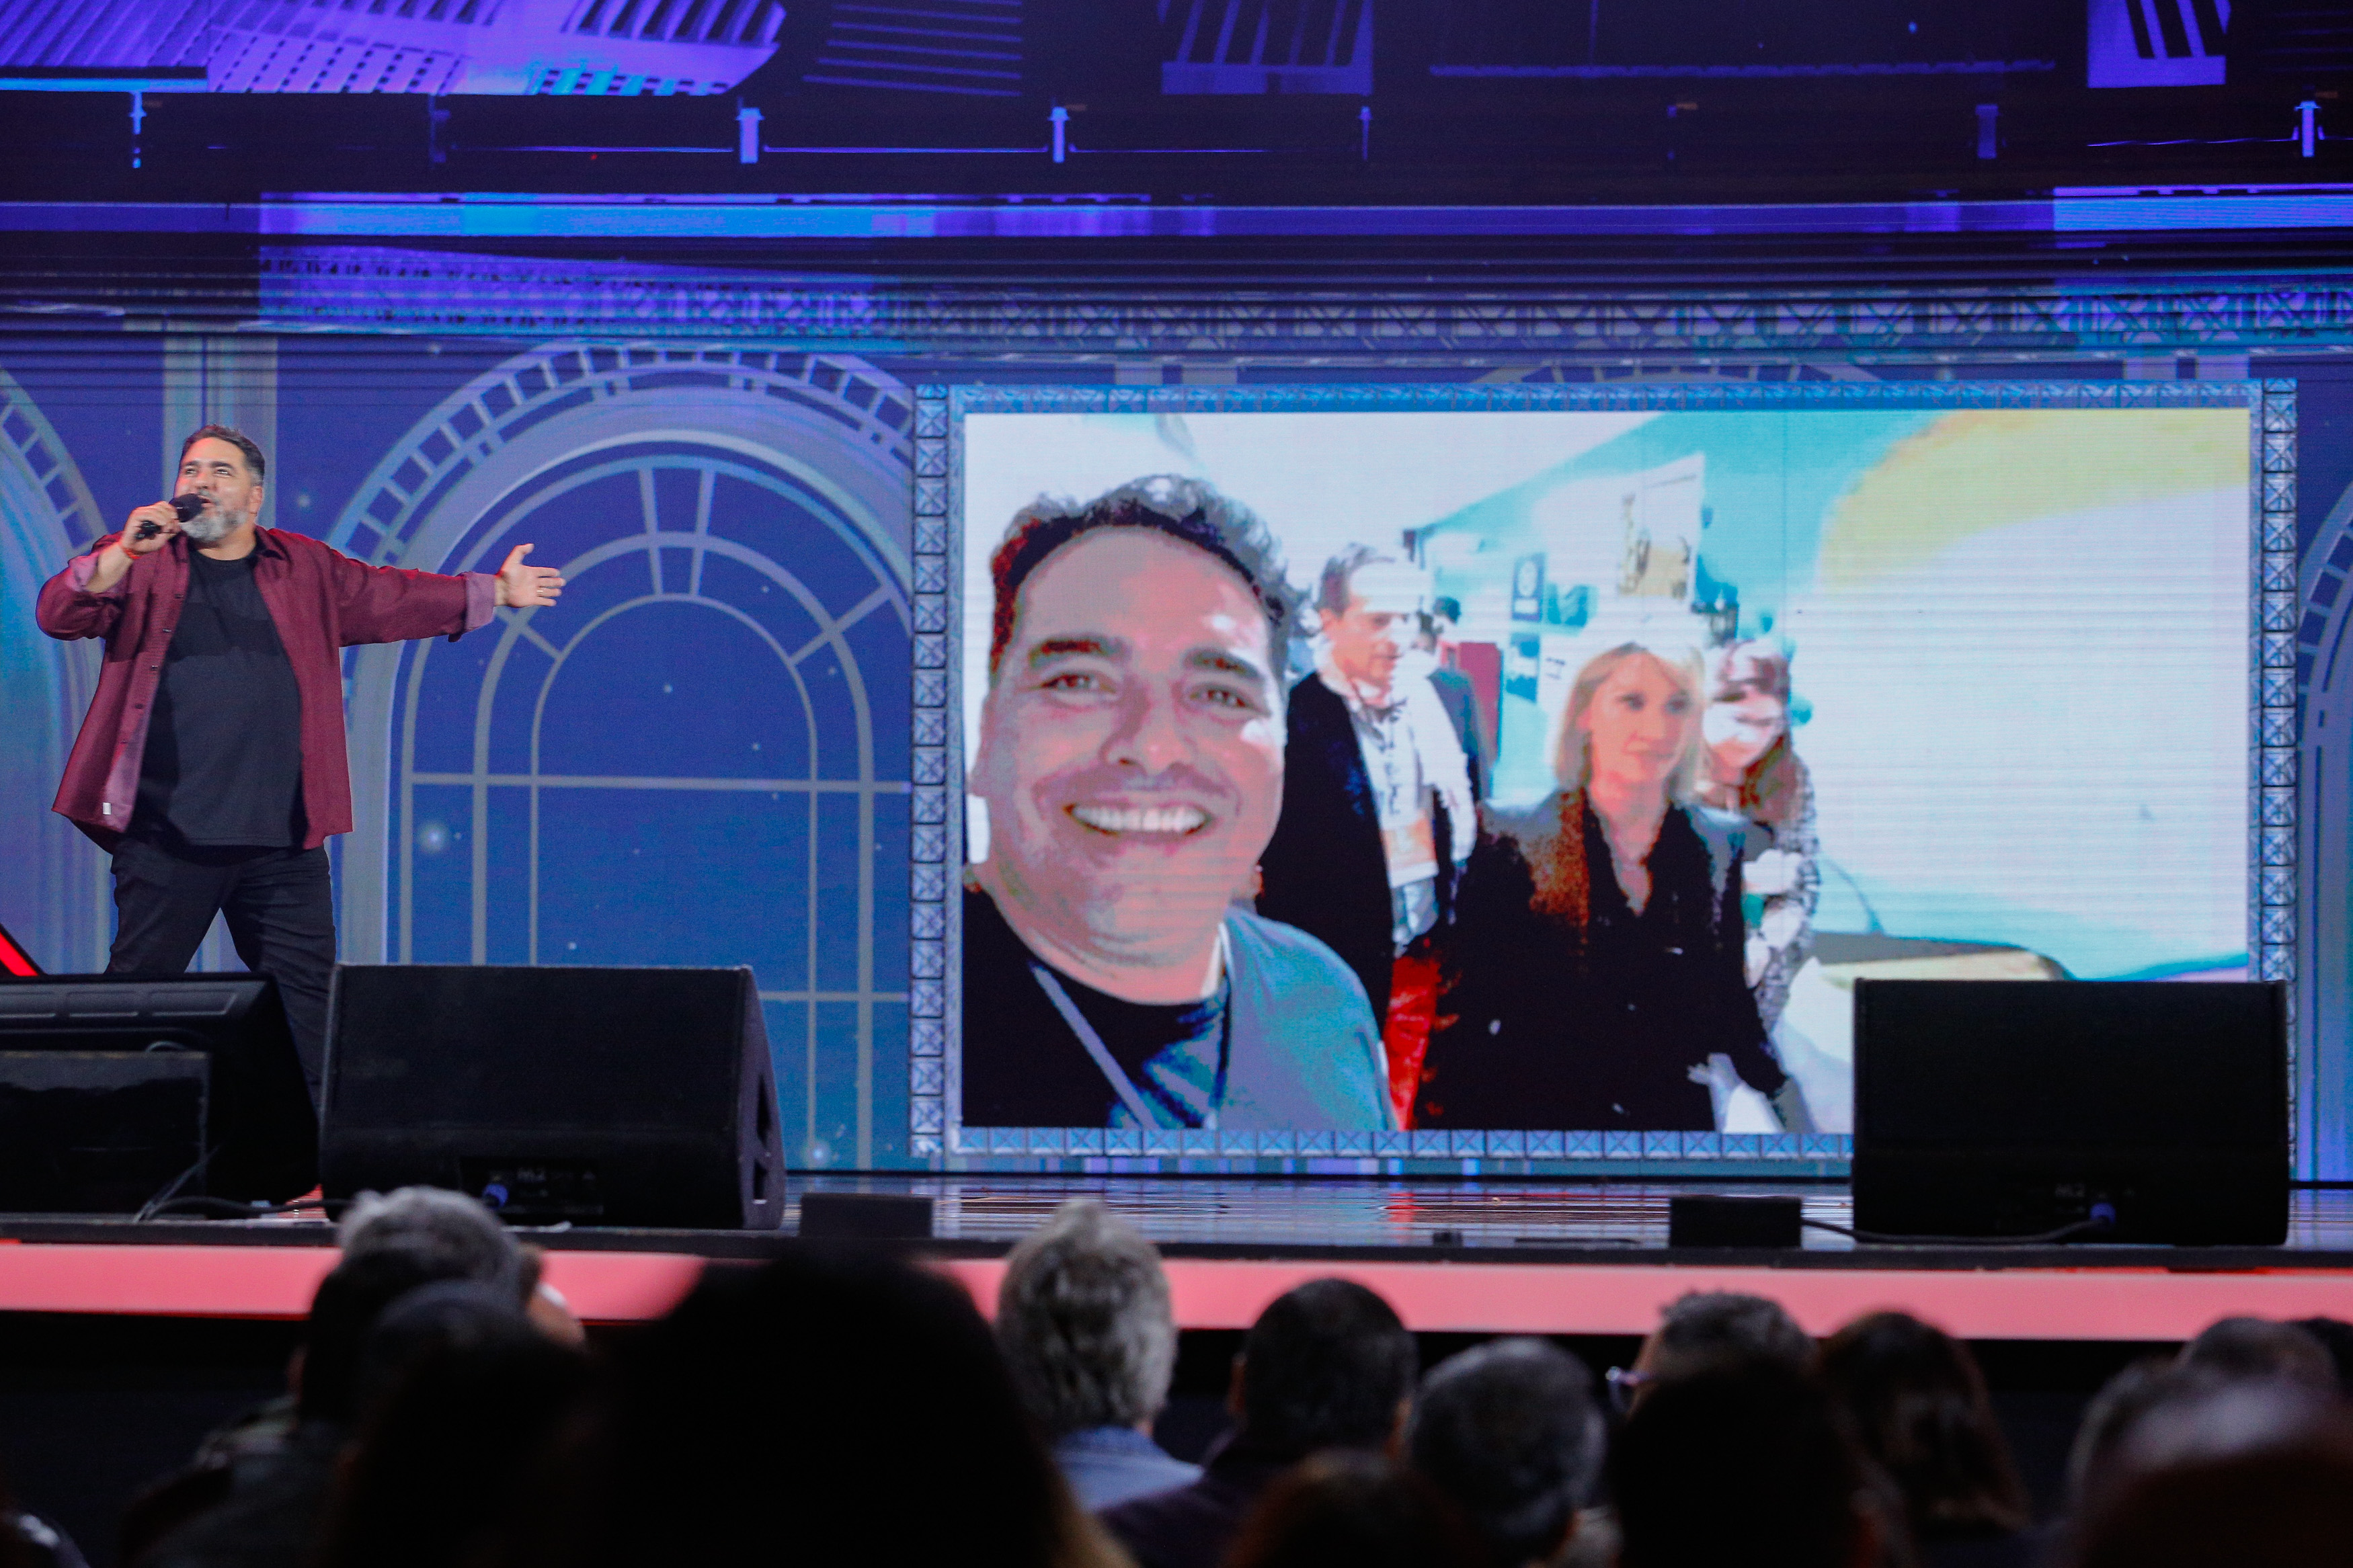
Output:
[986,474,1300,681]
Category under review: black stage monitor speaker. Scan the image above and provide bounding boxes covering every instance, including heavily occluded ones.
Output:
[1668,1194,1802,1249]
[323,965,785,1230]
[0,974,319,1206]
[0,1050,207,1214]
[1853,979,2287,1245]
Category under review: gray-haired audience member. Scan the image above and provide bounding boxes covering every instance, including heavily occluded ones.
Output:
[125,1189,574,1568]
[136,1248,487,1568]
[1622,1290,1812,1409]
[996,1199,1201,1510]
[341,1185,583,1343]
[1407,1338,1606,1568]
[1101,1277,1417,1568]
[339,1186,524,1298]
[317,1283,589,1568]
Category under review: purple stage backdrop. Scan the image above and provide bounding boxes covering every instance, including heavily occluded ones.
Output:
[5,300,2353,1177]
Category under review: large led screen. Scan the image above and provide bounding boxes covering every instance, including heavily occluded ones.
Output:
[951,393,2255,1154]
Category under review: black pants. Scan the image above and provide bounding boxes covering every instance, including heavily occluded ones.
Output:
[108,836,335,1100]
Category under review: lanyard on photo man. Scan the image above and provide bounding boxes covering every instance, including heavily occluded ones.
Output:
[1027,926,1230,1132]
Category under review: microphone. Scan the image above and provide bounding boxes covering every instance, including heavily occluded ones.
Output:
[134,493,207,542]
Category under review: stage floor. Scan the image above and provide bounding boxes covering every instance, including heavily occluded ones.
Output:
[1,1178,2350,1339]
[795,1175,2353,1258]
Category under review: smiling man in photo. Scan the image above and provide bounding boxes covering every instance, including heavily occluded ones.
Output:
[961,477,1392,1132]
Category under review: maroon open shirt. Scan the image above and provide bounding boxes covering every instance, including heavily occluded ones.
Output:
[36,528,495,852]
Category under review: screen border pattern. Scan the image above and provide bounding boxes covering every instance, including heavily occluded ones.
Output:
[908,377,2290,1173]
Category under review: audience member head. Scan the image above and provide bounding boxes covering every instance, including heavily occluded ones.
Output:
[319,1293,588,1568]
[297,1248,471,1426]
[2178,1316,2338,1394]
[2289,1316,2353,1397]
[2065,1347,2348,1522]
[339,1186,524,1301]
[1817,1311,2030,1538]
[2066,1377,2353,1568]
[1628,1290,1812,1406]
[1613,1362,1884,1568]
[1235,1279,1417,1461]
[2118,1376,2338,1475]
[531,1246,1099,1568]
[996,1199,1180,1440]
[1225,1451,1484,1568]
[351,1279,541,1419]
[2065,1357,2198,1514]
[1407,1338,1605,1568]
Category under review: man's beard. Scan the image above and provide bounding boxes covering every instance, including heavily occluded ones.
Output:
[180,504,234,544]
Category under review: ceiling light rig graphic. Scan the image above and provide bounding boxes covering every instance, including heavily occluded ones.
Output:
[0,0,788,97]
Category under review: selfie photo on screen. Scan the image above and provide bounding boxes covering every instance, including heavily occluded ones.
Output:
[957,403,2252,1144]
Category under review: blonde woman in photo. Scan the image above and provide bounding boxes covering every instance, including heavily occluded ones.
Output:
[1421,638,1812,1133]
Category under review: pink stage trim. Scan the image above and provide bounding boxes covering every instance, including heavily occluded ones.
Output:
[3,1242,2350,1339]
[0,1243,705,1325]
[939,1260,2353,1341]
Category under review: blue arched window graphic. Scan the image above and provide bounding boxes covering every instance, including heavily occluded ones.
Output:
[0,367,109,974]
[386,439,910,1167]
[2297,468,2353,1183]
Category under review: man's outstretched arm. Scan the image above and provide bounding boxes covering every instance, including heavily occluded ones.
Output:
[332,540,564,645]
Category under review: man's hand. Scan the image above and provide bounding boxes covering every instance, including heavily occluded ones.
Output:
[84,502,180,594]
[121,502,182,556]
[494,543,565,610]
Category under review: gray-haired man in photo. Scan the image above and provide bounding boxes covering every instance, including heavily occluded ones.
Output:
[996,1198,1201,1510]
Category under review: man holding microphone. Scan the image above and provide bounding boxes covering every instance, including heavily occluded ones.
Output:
[36,425,564,1097]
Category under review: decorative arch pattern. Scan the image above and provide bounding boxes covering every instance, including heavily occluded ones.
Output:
[331,344,914,1168]
[0,367,108,973]
[2296,464,2353,1182]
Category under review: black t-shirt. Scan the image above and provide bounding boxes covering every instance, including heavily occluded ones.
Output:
[134,547,305,848]
[961,887,1225,1128]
